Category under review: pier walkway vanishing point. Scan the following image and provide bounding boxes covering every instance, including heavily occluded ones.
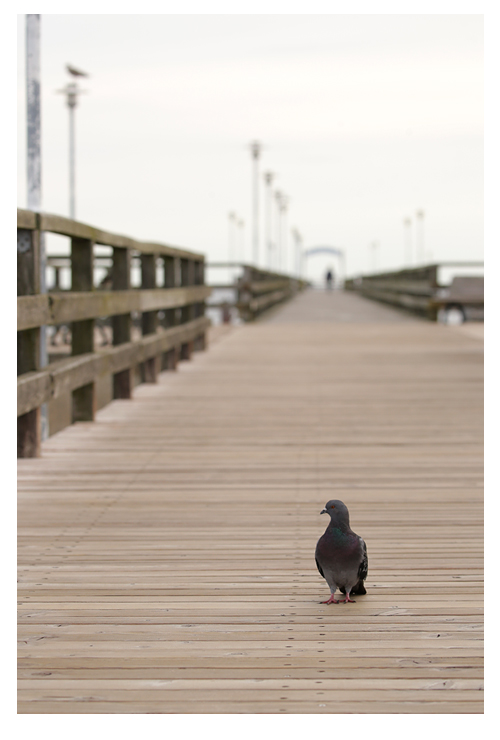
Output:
[18,288,484,713]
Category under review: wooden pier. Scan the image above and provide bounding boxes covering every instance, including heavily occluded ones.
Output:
[18,288,483,713]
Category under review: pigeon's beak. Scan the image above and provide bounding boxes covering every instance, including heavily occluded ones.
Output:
[320,508,327,515]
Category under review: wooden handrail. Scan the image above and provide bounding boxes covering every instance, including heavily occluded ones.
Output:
[207,263,308,321]
[18,286,211,330]
[18,209,203,261]
[344,263,483,320]
[17,209,210,457]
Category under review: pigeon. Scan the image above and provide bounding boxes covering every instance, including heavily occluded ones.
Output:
[315,499,368,604]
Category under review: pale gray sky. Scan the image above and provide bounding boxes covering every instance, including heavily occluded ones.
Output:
[17,13,483,280]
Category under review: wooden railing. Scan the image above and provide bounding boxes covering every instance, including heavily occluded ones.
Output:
[207,263,308,322]
[17,209,210,457]
[344,263,484,321]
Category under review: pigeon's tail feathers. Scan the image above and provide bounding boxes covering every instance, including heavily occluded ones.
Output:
[341,579,366,596]
[315,557,324,579]
[352,580,366,595]
[357,537,368,582]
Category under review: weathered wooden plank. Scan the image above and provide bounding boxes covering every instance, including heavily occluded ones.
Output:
[37,212,204,261]
[17,294,51,330]
[17,700,484,714]
[17,208,38,230]
[17,286,211,330]
[250,279,291,295]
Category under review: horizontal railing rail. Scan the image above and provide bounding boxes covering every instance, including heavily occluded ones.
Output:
[18,286,210,331]
[344,263,484,321]
[17,209,210,457]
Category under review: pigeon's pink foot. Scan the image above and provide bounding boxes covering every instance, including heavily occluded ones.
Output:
[321,596,339,604]
[340,595,356,603]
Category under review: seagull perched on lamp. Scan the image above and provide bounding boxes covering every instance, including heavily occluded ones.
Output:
[66,64,89,78]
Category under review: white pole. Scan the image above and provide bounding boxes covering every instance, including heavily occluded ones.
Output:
[69,88,76,219]
[274,191,282,272]
[404,218,412,267]
[281,195,288,274]
[58,72,88,219]
[250,141,261,266]
[238,219,245,263]
[26,13,48,440]
[416,210,425,263]
[264,172,274,270]
[26,15,41,213]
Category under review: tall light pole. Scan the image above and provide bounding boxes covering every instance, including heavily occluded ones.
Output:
[416,209,425,263]
[26,13,48,440]
[249,140,261,266]
[238,218,245,263]
[263,171,274,270]
[280,194,289,273]
[292,228,302,277]
[228,211,236,282]
[58,64,88,220]
[403,217,412,267]
[274,190,282,271]
[228,211,236,261]
[370,241,379,272]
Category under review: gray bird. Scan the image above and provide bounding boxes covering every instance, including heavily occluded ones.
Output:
[66,64,89,78]
[315,499,368,604]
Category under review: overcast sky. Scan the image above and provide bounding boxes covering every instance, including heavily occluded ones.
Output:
[17,13,483,280]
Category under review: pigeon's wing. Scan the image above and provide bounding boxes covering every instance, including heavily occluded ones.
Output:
[357,537,368,581]
[315,557,325,579]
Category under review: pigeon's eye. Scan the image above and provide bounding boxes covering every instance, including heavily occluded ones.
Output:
[329,505,335,509]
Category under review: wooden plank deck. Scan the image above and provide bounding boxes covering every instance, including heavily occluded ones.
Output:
[18,289,484,713]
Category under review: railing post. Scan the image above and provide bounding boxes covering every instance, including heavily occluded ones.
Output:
[112,247,133,398]
[162,255,177,332]
[159,254,179,371]
[17,225,41,457]
[194,259,207,351]
[141,253,159,382]
[71,236,96,422]
[180,258,194,360]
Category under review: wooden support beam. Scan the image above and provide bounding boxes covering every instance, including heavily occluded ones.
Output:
[180,340,193,361]
[17,228,41,457]
[140,254,158,383]
[72,383,96,422]
[17,409,40,458]
[112,247,133,400]
[71,237,95,422]
[17,286,212,331]
[163,256,175,289]
[161,347,178,371]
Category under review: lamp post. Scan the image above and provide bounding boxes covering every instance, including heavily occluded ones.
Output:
[249,141,261,266]
[25,13,48,440]
[58,64,89,220]
[228,211,237,260]
[238,218,245,263]
[416,209,425,263]
[292,228,302,277]
[274,190,282,271]
[403,217,412,267]
[370,241,379,272]
[280,194,289,273]
[228,212,237,282]
[263,171,274,270]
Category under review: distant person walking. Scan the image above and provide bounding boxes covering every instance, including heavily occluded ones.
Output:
[325,269,334,290]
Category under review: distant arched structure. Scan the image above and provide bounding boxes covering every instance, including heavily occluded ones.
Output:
[302,246,345,285]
